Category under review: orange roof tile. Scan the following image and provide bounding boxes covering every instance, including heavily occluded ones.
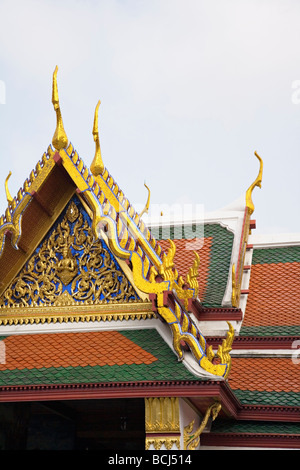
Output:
[229,357,300,393]
[0,331,157,371]
[244,262,300,326]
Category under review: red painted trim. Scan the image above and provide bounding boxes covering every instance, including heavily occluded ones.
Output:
[250,220,256,230]
[189,298,243,321]
[246,244,253,250]
[0,380,299,422]
[0,380,224,403]
[192,310,243,321]
[207,336,300,350]
[201,433,300,449]
[239,405,300,422]
[243,265,251,270]
[53,152,62,166]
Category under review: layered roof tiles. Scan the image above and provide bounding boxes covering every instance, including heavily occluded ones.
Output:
[0,67,299,450]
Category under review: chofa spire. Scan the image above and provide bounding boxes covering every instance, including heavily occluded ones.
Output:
[245,151,263,215]
[90,100,104,176]
[52,66,68,151]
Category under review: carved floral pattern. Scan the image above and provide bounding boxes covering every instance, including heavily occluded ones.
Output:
[0,199,139,307]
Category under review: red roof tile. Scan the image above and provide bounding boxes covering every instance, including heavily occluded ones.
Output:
[0,331,157,371]
[229,357,300,393]
[244,262,300,326]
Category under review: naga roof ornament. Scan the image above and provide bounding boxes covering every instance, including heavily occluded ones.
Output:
[52,66,68,151]
[0,68,237,380]
[90,100,105,176]
[4,172,13,205]
[139,182,151,218]
[246,151,263,215]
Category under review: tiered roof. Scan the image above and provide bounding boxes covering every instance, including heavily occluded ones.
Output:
[0,67,299,449]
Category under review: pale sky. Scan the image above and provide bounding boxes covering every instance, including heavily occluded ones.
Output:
[0,0,300,234]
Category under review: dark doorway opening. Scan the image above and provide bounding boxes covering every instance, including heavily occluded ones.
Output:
[0,398,145,450]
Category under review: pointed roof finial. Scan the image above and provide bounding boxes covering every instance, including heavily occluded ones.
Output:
[246,151,263,215]
[90,100,104,176]
[139,182,151,218]
[5,171,13,205]
[52,66,68,151]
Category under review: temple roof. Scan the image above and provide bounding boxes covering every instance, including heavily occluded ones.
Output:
[151,222,235,308]
[240,244,300,336]
[0,329,199,387]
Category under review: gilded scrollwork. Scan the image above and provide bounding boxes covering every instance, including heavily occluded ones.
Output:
[0,199,139,308]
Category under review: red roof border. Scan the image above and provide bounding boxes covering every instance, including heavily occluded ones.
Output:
[0,379,299,422]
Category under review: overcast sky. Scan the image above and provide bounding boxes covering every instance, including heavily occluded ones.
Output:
[0,0,300,235]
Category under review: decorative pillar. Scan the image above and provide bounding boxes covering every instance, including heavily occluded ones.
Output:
[145,397,181,450]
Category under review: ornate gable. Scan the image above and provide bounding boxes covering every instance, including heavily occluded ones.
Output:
[0,195,140,310]
[0,66,242,380]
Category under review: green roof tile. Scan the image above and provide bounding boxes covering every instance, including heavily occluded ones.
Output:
[151,223,234,307]
[252,246,300,265]
[231,389,300,407]
[239,325,300,336]
[211,419,300,434]
[0,329,201,387]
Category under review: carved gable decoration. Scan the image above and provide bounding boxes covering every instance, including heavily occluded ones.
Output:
[0,196,140,308]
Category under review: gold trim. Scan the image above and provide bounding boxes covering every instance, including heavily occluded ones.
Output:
[5,172,13,205]
[139,182,151,218]
[0,301,154,325]
[183,402,222,450]
[90,100,104,176]
[145,437,180,451]
[52,66,68,151]
[246,151,263,215]
[231,263,237,307]
[145,397,180,433]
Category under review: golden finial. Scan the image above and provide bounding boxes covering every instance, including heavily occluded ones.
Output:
[246,151,263,215]
[52,66,68,151]
[90,100,104,176]
[139,182,151,218]
[5,172,13,204]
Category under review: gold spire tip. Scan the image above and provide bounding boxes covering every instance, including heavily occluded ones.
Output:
[139,182,151,218]
[5,171,13,204]
[90,100,104,176]
[245,150,263,215]
[52,66,68,151]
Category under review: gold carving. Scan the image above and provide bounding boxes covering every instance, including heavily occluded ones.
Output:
[145,397,180,433]
[0,301,154,325]
[246,151,263,215]
[175,251,200,309]
[90,100,104,176]
[206,321,235,378]
[5,172,13,205]
[0,200,139,308]
[231,263,237,307]
[139,182,151,218]
[145,437,180,450]
[145,397,180,450]
[52,66,68,151]
[184,402,222,450]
